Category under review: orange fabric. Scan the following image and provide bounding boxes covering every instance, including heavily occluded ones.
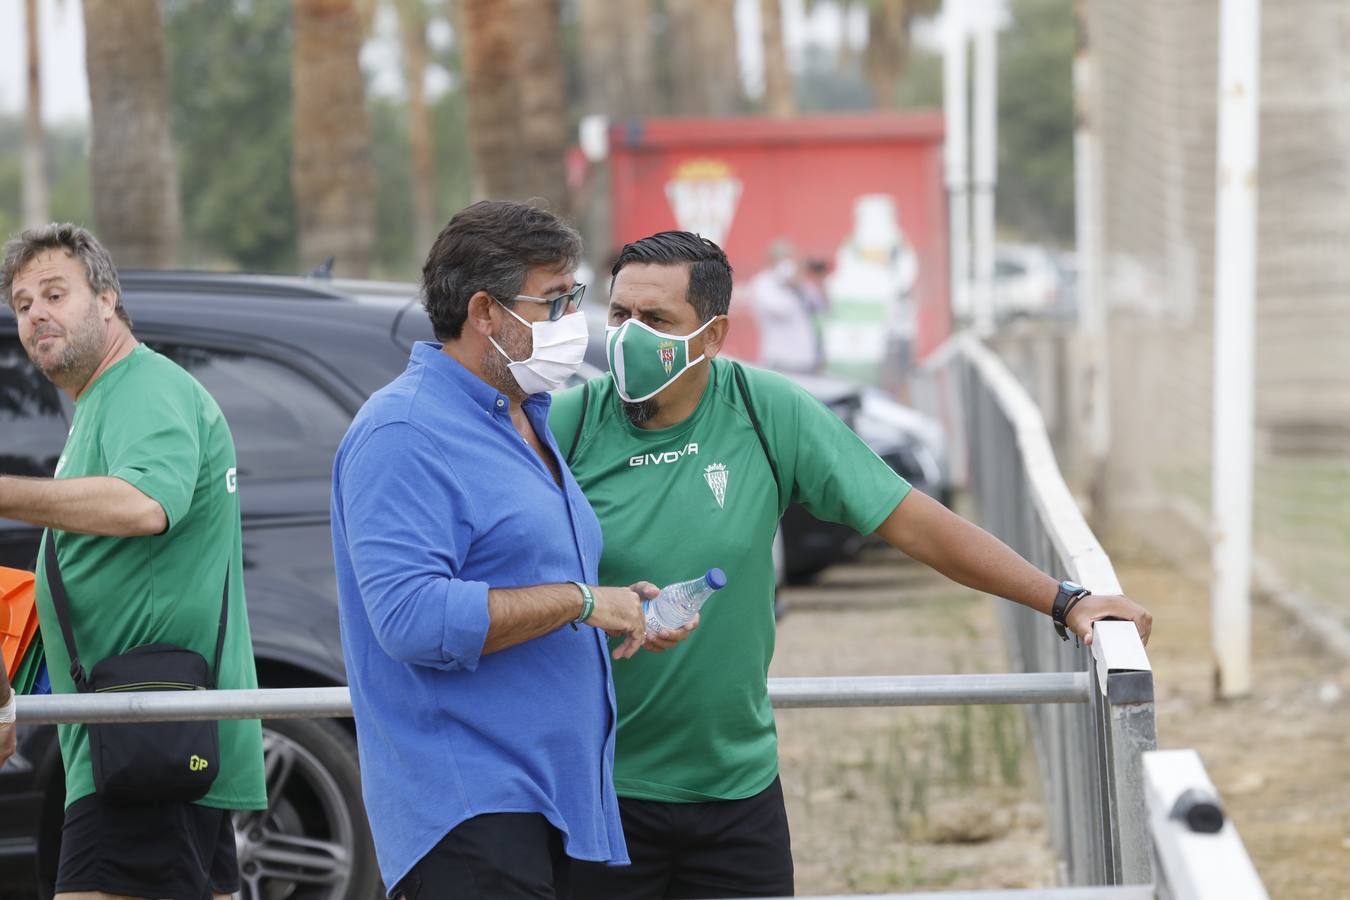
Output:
[1,567,38,680]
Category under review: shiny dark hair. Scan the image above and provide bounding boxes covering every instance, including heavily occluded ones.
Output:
[421,200,582,341]
[611,231,733,321]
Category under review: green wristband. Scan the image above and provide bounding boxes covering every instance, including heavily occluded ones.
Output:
[570,581,595,628]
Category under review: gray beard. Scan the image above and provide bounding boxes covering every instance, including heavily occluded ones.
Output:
[621,398,660,426]
[29,303,105,392]
[481,323,532,402]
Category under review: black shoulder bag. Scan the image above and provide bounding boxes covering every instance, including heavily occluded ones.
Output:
[44,534,228,804]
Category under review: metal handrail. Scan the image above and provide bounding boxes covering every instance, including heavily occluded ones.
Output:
[919,332,1157,886]
[14,672,1092,726]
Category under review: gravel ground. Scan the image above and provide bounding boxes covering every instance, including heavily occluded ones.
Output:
[771,523,1350,898]
[772,544,1056,895]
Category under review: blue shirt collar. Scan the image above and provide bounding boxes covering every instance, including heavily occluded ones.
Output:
[410,341,552,415]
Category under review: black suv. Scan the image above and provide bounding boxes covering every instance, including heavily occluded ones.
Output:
[0,272,936,900]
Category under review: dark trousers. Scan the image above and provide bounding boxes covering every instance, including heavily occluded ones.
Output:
[394,813,572,900]
[571,776,795,899]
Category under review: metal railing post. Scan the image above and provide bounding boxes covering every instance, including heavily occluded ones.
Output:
[1094,621,1158,885]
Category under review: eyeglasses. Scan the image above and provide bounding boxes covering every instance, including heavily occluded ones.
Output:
[509,283,587,321]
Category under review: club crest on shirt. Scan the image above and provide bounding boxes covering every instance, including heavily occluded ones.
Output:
[704,463,728,508]
[658,340,676,375]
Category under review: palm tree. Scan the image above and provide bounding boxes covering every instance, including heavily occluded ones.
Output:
[667,0,742,115]
[578,0,660,119]
[760,0,796,117]
[459,0,569,211]
[292,0,376,276]
[392,0,439,252]
[22,0,49,227]
[864,0,940,108]
[83,0,181,267]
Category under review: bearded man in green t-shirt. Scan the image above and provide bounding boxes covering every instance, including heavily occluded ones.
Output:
[0,224,266,900]
[549,231,1154,899]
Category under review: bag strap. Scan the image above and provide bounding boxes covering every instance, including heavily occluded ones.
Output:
[43,531,230,691]
[564,380,591,466]
[43,533,91,693]
[731,362,785,512]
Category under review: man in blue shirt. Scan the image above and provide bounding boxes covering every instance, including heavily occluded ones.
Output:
[332,201,679,899]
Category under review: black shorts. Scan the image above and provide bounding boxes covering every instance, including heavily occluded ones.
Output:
[54,792,239,899]
[571,776,794,899]
[393,812,571,900]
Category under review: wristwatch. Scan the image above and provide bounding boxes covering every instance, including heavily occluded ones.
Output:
[1051,580,1091,641]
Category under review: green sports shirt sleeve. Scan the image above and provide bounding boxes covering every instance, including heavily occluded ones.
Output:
[98,371,203,530]
[742,364,911,535]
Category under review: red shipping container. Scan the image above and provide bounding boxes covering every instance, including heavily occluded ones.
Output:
[606,112,950,376]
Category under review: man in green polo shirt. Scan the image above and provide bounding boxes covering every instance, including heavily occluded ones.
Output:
[549,231,1153,898]
[0,224,265,900]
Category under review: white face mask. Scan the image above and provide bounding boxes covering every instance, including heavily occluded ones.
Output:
[489,301,589,395]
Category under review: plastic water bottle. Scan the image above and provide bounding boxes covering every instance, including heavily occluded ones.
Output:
[644,568,727,632]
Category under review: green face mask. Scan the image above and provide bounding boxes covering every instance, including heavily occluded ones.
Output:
[605,317,718,403]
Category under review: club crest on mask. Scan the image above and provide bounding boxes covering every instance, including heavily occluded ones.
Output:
[658,340,676,376]
[606,315,720,403]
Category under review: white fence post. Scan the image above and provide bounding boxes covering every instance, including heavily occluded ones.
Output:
[971,10,999,336]
[944,0,973,326]
[1211,0,1262,699]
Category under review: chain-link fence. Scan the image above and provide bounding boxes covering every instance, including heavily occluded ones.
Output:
[1082,0,1350,633]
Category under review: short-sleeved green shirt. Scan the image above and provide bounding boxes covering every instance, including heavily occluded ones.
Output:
[34,345,267,810]
[549,358,910,801]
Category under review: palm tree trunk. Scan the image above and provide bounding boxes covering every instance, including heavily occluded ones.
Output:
[394,0,438,251]
[760,0,795,117]
[461,0,520,201]
[667,0,742,116]
[579,0,660,118]
[83,0,180,267]
[864,0,938,109]
[514,0,569,208]
[22,0,49,228]
[864,0,905,109]
[460,0,569,212]
[292,0,376,276]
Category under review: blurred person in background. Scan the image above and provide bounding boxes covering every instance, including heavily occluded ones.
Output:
[550,230,1153,899]
[332,201,690,900]
[798,258,831,371]
[751,240,821,374]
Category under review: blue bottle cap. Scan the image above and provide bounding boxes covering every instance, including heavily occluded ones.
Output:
[704,567,727,590]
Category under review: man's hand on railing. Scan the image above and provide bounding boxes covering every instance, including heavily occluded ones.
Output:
[1068,594,1153,646]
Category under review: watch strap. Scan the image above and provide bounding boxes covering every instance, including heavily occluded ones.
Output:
[1052,582,1091,641]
